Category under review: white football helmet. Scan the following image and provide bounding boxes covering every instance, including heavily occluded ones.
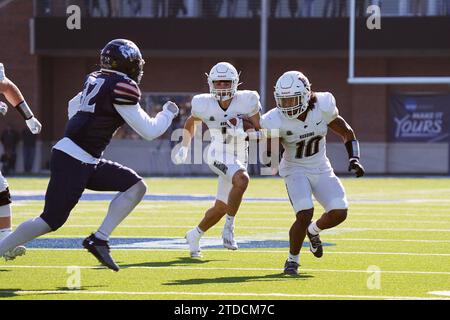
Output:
[207,62,240,102]
[274,71,312,119]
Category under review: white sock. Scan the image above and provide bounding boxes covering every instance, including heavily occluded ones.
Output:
[0,217,51,256]
[96,181,146,241]
[288,253,299,264]
[0,228,12,239]
[308,221,322,236]
[195,226,204,237]
[225,215,235,226]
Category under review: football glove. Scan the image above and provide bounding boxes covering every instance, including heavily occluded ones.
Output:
[173,145,189,165]
[348,159,365,178]
[163,101,179,118]
[0,101,7,116]
[26,117,42,135]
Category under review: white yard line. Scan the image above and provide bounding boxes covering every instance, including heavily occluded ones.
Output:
[36,235,450,243]
[19,225,450,232]
[25,248,450,256]
[0,289,446,300]
[2,265,450,275]
[1,290,447,300]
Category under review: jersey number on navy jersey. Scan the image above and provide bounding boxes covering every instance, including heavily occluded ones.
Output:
[80,76,105,113]
[295,136,322,159]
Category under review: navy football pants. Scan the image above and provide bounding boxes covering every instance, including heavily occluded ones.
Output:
[40,149,142,231]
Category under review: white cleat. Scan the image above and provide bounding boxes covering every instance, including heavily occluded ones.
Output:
[3,245,26,261]
[185,229,202,258]
[222,224,238,250]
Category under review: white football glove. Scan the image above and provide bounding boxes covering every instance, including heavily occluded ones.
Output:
[163,101,179,118]
[173,146,189,165]
[0,101,7,116]
[26,117,42,135]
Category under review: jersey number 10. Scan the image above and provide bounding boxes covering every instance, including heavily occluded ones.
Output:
[295,136,323,159]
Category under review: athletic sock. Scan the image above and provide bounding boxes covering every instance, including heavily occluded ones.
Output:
[0,228,12,239]
[96,182,146,241]
[288,253,299,264]
[0,217,51,256]
[308,221,322,236]
[225,214,235,227]
[195,226,204,237]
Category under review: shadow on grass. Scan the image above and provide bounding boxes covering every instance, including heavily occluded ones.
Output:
[164,272,314,286]
[0,285,108,298]
[120,257,224,269]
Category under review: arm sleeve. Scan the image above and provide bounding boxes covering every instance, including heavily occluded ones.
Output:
[114,103,174,141]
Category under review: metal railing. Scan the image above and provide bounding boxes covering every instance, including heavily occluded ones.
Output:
[33,0,450,18]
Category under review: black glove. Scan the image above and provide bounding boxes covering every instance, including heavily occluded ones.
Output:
[348,159,365,178]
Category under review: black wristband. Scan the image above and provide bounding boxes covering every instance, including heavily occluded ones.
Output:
[15,101,34,120]
[345,140,360,161]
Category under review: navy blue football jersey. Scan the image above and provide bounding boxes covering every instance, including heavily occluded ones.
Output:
[64,70,141,158]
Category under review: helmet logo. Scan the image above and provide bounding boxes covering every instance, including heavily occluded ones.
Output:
[119,45,138,61]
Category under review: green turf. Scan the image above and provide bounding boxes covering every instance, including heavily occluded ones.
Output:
[1,177,450,300]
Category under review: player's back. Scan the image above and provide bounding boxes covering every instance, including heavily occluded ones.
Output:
[65,69,141,158]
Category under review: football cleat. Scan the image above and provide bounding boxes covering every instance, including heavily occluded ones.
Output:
[283,260,299,275]
[3,245,26,261]
[222,224,238,250]
[82,234,119,272]
[185,229,202,258]
[307,229,323,258]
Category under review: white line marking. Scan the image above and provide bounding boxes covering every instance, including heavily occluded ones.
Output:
[34,235,450,243]
[2,265,450,276]
[3,290,448,300]
[22,248,450,256]
[22,225,450,232]
[429,291,450,297]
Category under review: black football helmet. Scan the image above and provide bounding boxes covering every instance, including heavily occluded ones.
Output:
[100,39,145,84]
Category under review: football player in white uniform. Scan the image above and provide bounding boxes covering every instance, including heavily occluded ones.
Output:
[174,62,261,257]
[261,71,365,275]
[0,62,42,261]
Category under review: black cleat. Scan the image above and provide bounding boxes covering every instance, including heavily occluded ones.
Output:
[83,234,119,272]
[307,229,323,258]
[284,260,299,275]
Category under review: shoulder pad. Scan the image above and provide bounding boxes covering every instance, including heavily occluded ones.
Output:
[191,94,211,118]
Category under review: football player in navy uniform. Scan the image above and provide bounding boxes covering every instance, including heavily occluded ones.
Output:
[0,63,42,261]
[0,39,179,271]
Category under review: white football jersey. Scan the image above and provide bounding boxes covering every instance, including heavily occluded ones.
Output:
[191,90,261,157]
[261,92,339,176]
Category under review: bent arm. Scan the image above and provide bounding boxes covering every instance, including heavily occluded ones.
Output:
[181,115,202,147]
[115,104,174,141]
[0,78,25,107]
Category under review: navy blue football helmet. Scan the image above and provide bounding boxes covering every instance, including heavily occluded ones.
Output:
[100,39,145,84]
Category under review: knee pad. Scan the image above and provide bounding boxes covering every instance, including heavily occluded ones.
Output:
[0,188,12,207]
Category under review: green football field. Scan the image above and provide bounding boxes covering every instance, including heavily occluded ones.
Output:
[0,177,449,300]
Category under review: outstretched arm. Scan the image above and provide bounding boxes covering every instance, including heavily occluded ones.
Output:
[328,116,365,177]
[115,101,179,141]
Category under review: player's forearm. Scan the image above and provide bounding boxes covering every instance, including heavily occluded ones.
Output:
[181,116,196,147]
[0,79,25,107]
[115,104,174,141]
